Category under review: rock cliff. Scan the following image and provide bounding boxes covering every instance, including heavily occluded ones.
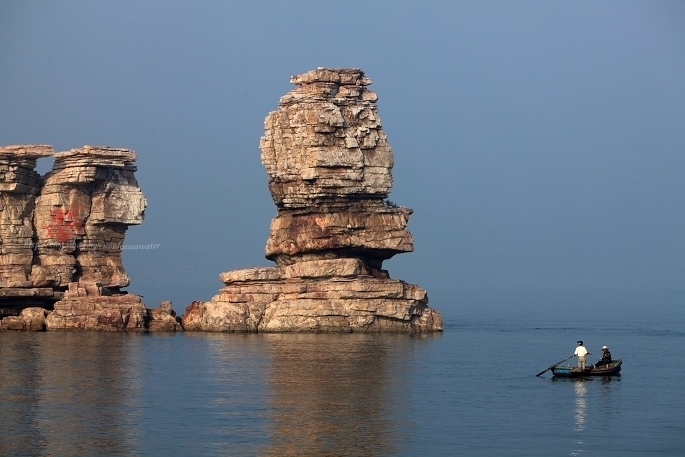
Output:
[183,68,442,333]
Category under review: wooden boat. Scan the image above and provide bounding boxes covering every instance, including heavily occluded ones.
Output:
[552,358,622,377]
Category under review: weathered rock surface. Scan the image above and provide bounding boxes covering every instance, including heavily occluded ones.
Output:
[147,300,183,332]
[185,259,440,333]
[184,68,442,333]
[265,202,414,266]
[31,145,146,289]
[260,68,414,266]
[0,145,54,288]
[45,293,147,331]
[42,280,145,331]
[0,307,48,331]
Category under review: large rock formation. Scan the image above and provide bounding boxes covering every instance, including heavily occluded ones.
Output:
[183,68,442,333]
[31,146,146,291]
[0,145,155,331]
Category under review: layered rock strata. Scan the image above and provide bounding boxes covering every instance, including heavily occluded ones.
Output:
[0,144,162,331]
[43,280,147,331]
[0,145,54,291]
[0,307,48,331]
[32,146,146,290]
[184,258,441,333]
[44,281,147,331]
[0,145,63,318]
[183,68,442,333]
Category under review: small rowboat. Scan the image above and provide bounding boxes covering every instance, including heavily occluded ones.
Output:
[552,358,622,378]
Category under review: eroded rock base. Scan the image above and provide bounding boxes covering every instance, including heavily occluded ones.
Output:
[182,259,442,333]
[0,307,48,331]
[45,294,147,331]
[1,282,183,332]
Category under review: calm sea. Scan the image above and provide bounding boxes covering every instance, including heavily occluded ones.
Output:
[1,292,683,456]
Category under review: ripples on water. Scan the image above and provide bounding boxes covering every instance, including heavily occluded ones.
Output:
[1,301,684,456]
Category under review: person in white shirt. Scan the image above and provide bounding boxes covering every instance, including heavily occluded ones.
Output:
[573,340,592,370]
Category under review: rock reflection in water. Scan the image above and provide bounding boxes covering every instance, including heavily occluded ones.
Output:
[0,333,143,456]
[0,334,45,455]
[261,333,412,456]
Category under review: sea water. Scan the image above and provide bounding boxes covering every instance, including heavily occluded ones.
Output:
[1,293,683,456]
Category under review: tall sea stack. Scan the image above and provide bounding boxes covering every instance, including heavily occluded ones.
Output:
[183,68,442,333]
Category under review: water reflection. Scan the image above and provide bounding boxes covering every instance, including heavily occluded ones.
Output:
[551,377,621,457]
[0,333,143,456]
[597,376,619,423]
[0,334,45,456]
[261,334,415,456]
[573,379,587,432]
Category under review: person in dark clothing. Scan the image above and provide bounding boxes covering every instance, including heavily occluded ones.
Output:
[595,346,612,367]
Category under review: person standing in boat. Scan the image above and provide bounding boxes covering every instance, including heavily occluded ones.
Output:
[573,341,591,370]
[595,346,612,367]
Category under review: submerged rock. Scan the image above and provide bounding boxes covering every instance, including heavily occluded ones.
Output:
[184,68,442,333]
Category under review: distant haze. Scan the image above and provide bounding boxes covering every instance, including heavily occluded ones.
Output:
[2,1,683,318]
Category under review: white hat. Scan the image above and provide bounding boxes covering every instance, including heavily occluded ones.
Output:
[602,346,608,349]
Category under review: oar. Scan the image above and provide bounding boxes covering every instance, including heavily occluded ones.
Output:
[536,355,574,377]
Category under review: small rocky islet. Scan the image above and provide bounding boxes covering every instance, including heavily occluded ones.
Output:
[0,68,442,334]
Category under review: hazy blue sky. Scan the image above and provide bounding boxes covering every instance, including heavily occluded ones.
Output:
[2,1,683,318]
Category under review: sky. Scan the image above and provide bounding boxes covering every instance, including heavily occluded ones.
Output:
[1,0,683,319]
